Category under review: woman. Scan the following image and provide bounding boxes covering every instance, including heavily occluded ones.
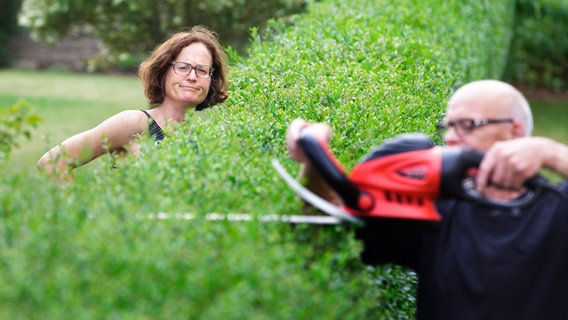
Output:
[37,25,229,182]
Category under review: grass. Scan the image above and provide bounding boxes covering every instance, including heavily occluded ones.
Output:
[0,69,147,172]
[531,100,568,143]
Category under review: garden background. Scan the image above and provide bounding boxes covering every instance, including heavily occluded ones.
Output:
[1,0,567,318]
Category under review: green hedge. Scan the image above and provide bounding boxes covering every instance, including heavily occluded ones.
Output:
[0,0,515,318]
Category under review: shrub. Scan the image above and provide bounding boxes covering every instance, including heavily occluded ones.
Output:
[0,100,42,162]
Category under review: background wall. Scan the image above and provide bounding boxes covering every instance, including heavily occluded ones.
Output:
[8,30,100,71]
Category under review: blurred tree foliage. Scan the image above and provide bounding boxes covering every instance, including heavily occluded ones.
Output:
[20,0,306,68]
[0,0,24,67]
[505,0,568,90]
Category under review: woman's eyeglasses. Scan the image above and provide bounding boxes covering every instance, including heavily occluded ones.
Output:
[171,62,214,79]
[436,118,513,137]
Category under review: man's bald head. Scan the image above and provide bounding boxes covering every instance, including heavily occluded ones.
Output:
[448,80,533,136]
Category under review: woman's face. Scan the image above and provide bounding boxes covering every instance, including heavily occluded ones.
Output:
[163,42,213,108]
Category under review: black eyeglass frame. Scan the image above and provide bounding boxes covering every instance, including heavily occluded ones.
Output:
[170,61,214,79]
[436,118,514,137]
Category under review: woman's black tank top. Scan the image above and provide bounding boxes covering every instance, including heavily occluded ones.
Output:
[140,110,165,142]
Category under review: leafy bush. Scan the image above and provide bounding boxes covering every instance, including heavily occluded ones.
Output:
[1,0,516,318]
[0,100,42,162]
[505,0,568,90]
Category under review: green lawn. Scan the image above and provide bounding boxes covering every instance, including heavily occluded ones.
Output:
[0,69,147,172]
[2,69,568,173]
[531,100,568,143]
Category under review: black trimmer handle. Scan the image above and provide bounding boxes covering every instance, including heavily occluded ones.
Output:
[440,148,562,208]
[298,133,363,210]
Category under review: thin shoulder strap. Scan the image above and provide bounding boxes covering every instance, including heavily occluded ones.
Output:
[139,110,165,142]
[140,109,152,119]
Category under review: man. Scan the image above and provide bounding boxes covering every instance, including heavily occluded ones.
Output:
[286,80,568,319]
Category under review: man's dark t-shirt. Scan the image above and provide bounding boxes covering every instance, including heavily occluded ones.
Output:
[356,182,568,320]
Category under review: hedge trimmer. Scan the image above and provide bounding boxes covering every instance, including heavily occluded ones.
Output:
[270,132,562,226]
[154,132,561,226]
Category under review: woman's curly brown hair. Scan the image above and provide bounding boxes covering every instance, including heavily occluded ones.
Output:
[138,25,229,111]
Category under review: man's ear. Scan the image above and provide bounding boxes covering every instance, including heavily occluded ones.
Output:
[512,120,525,138]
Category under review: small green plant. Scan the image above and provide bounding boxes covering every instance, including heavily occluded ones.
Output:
[0,100,42,161]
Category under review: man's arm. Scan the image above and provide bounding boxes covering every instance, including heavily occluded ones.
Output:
[286,119,342,207]
[477,136,568,191]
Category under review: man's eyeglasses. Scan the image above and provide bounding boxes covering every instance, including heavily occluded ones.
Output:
[436,118,514,137]
[171,62,214,79]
